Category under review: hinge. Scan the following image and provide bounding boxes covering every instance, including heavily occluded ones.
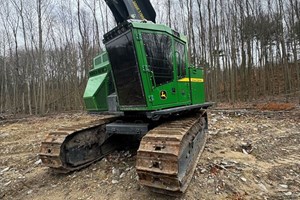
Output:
[143,65,150,72]
[136,33,142,41]
[148,95,154,102]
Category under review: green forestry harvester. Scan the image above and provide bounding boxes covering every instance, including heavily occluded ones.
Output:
[40,0,213,194]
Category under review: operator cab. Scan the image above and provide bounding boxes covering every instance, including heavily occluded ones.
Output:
[104,20,206,114]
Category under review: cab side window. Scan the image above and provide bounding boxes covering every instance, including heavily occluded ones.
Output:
[142,33,173,86]
[175,41,186,78]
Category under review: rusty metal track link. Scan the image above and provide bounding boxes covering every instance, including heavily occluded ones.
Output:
[39,116,117,173]
[136,111,207,194]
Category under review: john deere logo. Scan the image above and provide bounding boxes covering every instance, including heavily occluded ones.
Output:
[160,91,167,100]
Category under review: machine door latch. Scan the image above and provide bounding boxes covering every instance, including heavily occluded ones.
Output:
[143,65,156,88]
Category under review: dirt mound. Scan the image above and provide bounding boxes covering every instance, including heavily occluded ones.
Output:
[256,102,296,111]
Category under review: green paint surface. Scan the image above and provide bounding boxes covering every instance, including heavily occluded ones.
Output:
[84,21,207,113]
[83,52,112,112]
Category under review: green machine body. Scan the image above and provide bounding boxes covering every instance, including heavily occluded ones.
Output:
[102,20,206,113]
[83,0,212,116]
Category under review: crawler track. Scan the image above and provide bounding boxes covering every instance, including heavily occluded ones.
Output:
[136,111,208,195]
[40,111,208,194]
[39,116,117,173]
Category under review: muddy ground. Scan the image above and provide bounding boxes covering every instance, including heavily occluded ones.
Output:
[0,105,299,200]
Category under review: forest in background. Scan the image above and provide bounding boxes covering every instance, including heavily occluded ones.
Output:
[0,0,299,115]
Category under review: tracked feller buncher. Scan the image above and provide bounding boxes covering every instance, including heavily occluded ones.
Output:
[39,0,213,195]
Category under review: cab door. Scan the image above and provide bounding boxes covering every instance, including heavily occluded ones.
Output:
[139,31,178,108]
[175,40,191,105]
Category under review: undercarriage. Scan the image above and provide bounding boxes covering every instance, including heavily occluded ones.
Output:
[39,110,208,194]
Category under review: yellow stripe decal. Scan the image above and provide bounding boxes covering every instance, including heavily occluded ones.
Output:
[178,78,204,83]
